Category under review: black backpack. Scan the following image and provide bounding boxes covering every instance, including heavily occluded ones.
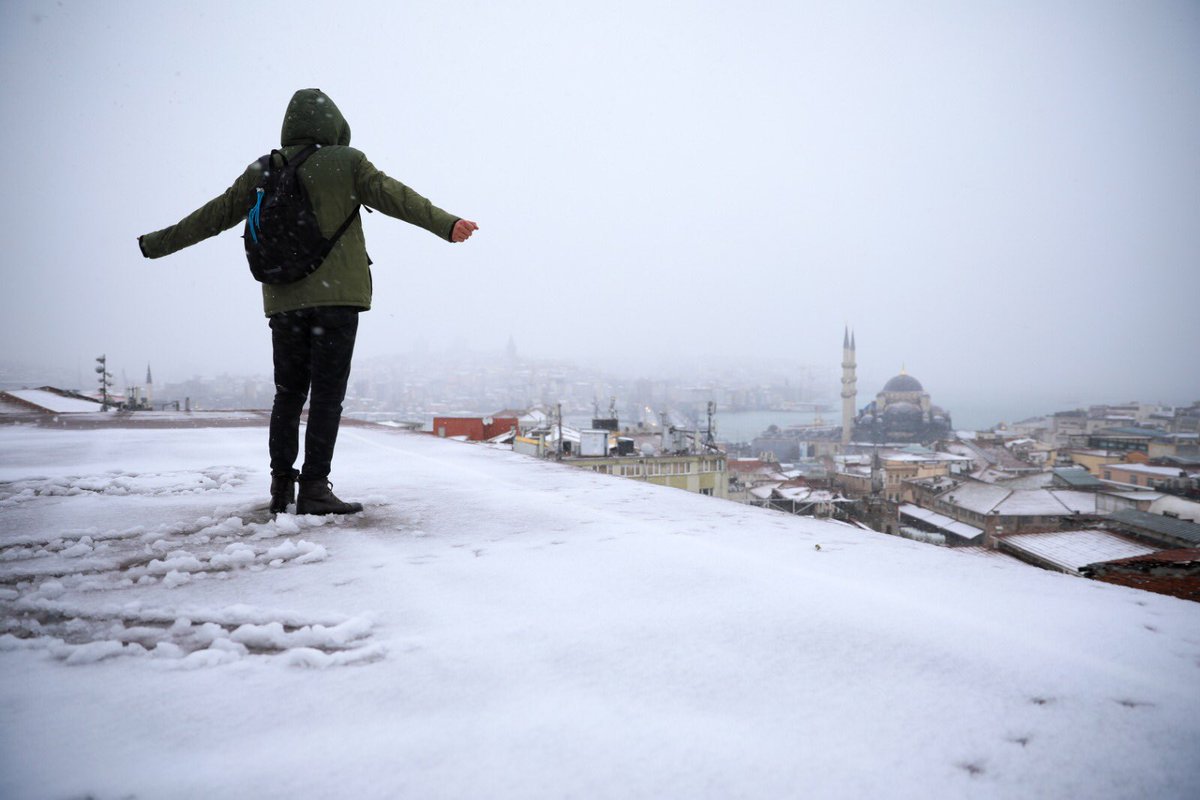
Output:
[243,144,361,285]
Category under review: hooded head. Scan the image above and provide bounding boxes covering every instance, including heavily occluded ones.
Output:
[280,88,351,147]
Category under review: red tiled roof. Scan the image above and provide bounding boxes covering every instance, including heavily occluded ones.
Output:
[728,460,771,474]
[1085,548,1200,604]
[1090,573,1200,603]
[1098,547,1200,567]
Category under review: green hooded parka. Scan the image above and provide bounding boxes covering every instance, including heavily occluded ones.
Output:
[139,88,460,316]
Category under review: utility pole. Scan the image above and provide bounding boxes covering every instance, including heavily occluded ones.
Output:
[95,355,113,411]
[556,402,563,461]
[706,401,716,449]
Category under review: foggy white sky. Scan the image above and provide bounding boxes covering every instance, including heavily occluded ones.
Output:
[1,0,1197,412]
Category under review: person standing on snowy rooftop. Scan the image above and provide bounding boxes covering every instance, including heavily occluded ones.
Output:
[138,88,478,515]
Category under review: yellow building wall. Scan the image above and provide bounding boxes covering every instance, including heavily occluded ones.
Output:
[1069,451,1123,476]
[568,455,728,499]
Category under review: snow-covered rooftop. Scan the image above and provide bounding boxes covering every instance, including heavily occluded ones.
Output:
[1,424,1198,798]
[2,388,102,413]
[1106,463,1190,478]
[1104,490,1166,501]
[1000,530,1158,574]
[940,482,1097,516]
[748,482,781,500]
[898,504,983,541]
[1052,490,1099,515]
[941,481,1011,514]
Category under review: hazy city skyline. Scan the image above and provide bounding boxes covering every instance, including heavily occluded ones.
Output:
[2,1,1197,416]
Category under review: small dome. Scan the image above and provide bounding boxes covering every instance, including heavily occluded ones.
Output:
[882,373,924,393]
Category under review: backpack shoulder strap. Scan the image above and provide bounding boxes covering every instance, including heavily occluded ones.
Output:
[264,143,320,171]
[319,206,362,259]
[287,143,321,169]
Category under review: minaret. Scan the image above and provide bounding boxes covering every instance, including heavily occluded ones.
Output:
[841,327,857,446]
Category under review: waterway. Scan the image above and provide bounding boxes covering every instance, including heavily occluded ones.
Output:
[713,410,835,444]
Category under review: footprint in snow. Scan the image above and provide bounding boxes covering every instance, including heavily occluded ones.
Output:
[0,604,381,669]
[1115,698,1155,709]
[0,467,248,506]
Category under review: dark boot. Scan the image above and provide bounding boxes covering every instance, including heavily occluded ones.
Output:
[269,469,299,514]
[297,479,363,516]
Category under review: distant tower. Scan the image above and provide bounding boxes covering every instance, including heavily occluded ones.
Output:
[146,363,154,409]
[841,327,857,446]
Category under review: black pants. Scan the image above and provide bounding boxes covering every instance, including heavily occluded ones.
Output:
[268,306,360,482]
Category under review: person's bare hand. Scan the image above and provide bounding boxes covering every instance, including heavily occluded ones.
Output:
[452,219,479,243]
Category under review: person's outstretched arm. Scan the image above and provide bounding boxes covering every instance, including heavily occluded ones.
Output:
[138,163,263,258]
[354,156,476,243]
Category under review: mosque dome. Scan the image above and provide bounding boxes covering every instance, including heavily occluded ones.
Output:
[882,373,924,393]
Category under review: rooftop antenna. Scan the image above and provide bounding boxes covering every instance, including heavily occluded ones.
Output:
[706,400,716,448]
[94,355,112,411]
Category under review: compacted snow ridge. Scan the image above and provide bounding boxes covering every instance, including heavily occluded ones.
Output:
[1,423,1198,800]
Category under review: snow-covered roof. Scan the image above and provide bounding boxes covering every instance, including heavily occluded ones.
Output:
[983,490,1032,514]
[941,482,1010,514]
[2,424,1199,799]
[998,490,1093,516]
[1106,463,1189,478]
[749,483,781,500]
[998,472,1055,490]
[1000,530,1158,574]
[1051,491,1098,515]
[836,467,872,478]
[899,504,983,540]
[772,486,848,505]
[2,389,102,413]
[940,482,1096,517]
[1103,490,1165,501]
[542,424,583,444]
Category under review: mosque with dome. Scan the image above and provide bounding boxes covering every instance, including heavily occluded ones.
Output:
[840,328,952,445]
